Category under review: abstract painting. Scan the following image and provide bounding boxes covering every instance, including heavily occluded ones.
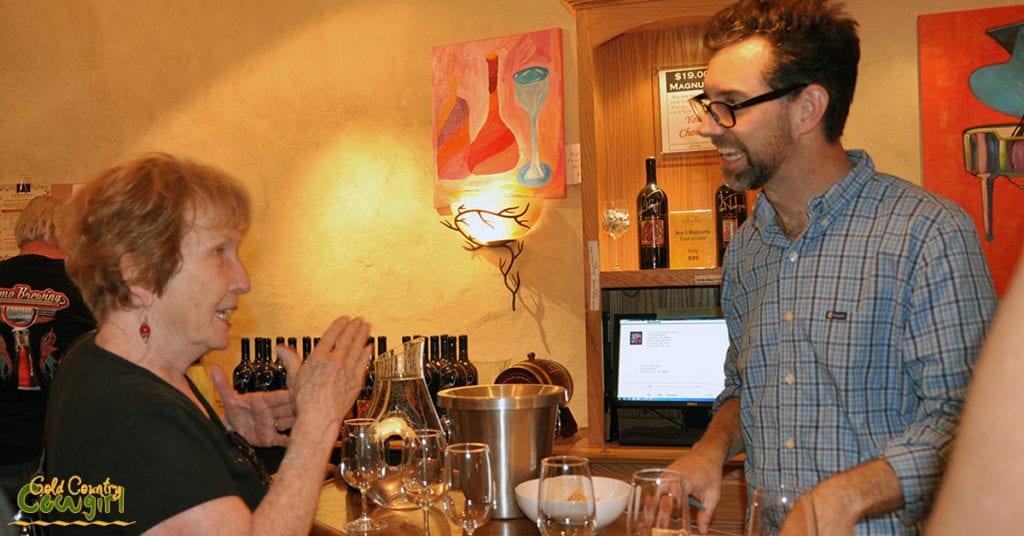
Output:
[431,28,565,211]
[920,5,1024,296]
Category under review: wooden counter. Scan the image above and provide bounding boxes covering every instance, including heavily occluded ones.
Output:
[314,431,747,535]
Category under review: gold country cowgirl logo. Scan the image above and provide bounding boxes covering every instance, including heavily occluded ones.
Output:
[10,475,135,528]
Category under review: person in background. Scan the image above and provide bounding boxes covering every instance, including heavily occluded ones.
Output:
[926,251,1024,535]
[669,0,996,534]
[46,153,371,534]
[0,195,96,512]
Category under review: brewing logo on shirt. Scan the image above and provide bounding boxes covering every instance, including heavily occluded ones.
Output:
[0,284,71,382]
[825,310,848,321]
[11,475,135,528]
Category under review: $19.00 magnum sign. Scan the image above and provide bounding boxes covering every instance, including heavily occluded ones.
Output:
[656,66,715,154]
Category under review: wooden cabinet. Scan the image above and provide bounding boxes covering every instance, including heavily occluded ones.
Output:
[562,0,736,445]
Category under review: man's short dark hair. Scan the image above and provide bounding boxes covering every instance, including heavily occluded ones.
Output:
[704,0,859,142]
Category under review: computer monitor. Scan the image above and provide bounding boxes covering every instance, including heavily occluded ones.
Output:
[611,314,730,443]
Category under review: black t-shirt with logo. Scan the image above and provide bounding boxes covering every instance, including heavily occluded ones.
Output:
[0,254,96,464]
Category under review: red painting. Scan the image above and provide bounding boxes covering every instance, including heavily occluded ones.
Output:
[920,6,1024,296]
[431,28,565,212]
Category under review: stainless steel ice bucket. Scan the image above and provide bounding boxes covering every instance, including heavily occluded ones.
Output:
[436,383,568,519]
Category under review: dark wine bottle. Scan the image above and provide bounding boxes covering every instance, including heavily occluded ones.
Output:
[273,336,287,390]
[424,335,442,401]
[254,338,276,392]
[301,336,312,361]
[714,184,747,266]
[637,156,669,269]
[457,334,478,386]
[232,337,254,393]
[436,335,460,392]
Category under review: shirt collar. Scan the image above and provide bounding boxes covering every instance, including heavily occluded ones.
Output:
[752,149,874,242]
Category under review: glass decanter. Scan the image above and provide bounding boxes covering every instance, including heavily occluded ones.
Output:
[363,336,446,509]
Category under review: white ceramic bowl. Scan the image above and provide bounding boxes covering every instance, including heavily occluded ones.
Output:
[514,476,631,530]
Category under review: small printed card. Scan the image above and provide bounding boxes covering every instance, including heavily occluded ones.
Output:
[669,210,715,269]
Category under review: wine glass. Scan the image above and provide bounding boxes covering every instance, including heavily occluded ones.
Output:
[626,468,689,535]
[401,429,448,535]
[537,455,596,536]
[339,418,387,533]
[601,200,631,269]
[747,484,816,536]
[443,442,494,536]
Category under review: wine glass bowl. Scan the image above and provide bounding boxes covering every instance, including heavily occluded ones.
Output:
[537,455,597,536]
[443,442,494,536]
[601,200,631,269]
[340,418,387,533]
[625,468,689,536]
[401,429,447,535]
[747,484,816,536]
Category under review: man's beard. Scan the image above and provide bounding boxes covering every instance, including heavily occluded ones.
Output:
[718,123,793,192]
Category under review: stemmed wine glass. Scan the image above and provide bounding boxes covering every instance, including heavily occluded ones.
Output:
[537,455,596,536]
[601,200,631,269]
[401,429,447,535]
[339,418,387,533]
[443,442,494,536]
[747,484,817,536]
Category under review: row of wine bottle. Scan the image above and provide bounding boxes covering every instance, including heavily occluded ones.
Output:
[635,156,748,269]
[230,333,479,410]
[232,336,313,393]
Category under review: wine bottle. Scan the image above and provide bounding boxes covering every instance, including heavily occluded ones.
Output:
[436,335,460,392]
[301,336,312,362]
[715,184,747,266]
[457,334,478,386]
[232,337,254,394]
[467,52,519,175]
[273,336,287,390]
[254,338,276,392]
[637,156,669,269]
[424,335,442,401]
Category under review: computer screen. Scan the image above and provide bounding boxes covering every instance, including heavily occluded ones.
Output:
[614,315,730,404]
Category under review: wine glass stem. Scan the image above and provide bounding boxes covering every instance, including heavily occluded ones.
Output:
[612,237,621,269]
[360,489,371,521]
[422,506,431,536]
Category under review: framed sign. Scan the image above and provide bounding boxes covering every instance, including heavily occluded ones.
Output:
[654,66,715,154]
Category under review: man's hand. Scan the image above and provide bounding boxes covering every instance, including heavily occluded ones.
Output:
[668,448,725,534]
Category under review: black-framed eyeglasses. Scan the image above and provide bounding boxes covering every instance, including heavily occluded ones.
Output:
[689,83,808,128]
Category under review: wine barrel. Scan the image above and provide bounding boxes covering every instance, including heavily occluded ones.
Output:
[494,352,574,404]
[494,352,577,438]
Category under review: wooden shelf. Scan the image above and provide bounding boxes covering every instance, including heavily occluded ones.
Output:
[601,268,721,289]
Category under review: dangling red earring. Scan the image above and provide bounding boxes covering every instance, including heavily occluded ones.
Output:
[139,313,151,343]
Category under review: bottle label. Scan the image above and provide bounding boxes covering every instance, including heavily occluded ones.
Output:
[639,218,665,247]
[721,216,738,244]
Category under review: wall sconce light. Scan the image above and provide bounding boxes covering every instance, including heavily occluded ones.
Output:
[441,198,539,311]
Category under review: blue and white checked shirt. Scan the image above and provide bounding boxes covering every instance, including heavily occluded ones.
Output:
[717,151,996,535]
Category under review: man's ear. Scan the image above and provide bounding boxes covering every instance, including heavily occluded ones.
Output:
[793,83,830,136]
[120,253,155,308]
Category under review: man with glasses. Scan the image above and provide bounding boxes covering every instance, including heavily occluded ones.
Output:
[669,1,995,534]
